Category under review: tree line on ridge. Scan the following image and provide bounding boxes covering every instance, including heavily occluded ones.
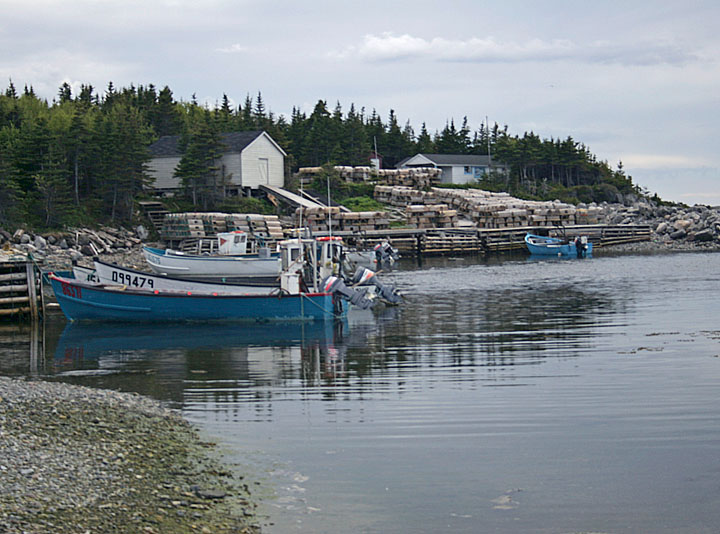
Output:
[0,80,640,229]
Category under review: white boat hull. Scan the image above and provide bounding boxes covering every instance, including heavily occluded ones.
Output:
[92,260,276,295]
[143,246,281,280]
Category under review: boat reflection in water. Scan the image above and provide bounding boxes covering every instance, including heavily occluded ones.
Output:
[52,319,349,404]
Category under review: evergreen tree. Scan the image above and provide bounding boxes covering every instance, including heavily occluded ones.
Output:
[253,92,267,129]
[415,123,435,154]
[365,109,385,165]
[384,109,409,167]
[0,131,23,224]
[76,84,95,108]
[344,104,371,165]
[174,111,224,208]
[102,81,117,110]
[151,86,182,137]
[33,143,73,227]
[5,79,18,99]
[304,100,333,166]
[58,82,72,104]
[98,103,152,221]
[65,107,96,205]
[240,94,254,129]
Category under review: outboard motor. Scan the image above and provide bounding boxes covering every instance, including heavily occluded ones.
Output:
[323,276,373,310]
[351,267,402,305]
[373,242,400,265]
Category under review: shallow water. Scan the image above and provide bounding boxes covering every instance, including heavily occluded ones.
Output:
[3,251,720,533]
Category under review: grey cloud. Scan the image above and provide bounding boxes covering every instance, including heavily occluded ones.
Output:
[335,33,699,67]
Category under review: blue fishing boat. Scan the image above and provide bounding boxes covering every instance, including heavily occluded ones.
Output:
[48,273,343,322]
[525,233,592,257]
[48,238,383,322]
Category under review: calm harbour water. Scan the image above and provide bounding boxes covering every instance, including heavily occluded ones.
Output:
[2,251,720,533]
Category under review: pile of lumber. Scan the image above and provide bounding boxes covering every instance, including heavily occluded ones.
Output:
[295,166,441,187]
[375,167,442,188]
[161,213,284,240]
[374,185,437,206]
[296,207,390,233]
[405,204,458,229]
[225,214,284,240]
[296,166,373,183]
[374,185,603,229]
[430,188,602,228]
[66,227,143,254]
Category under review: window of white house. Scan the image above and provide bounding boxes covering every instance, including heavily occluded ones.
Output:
[464,166,472,174]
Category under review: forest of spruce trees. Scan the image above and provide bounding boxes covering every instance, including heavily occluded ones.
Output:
[0,80,641,230]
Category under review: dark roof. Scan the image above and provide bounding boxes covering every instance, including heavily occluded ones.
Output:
[149,130,265,157]
[413,154,493,166]
[395,156,412,168]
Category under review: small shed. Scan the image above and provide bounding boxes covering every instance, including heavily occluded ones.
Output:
[146,130,286,196]
[398,153,507,185]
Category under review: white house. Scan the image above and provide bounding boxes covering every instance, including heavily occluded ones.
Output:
[398,154,507,185]
[146,130,286,196]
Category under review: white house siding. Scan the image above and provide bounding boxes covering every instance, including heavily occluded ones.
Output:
[445,165,488,184]
[449,166,467,185]
[221,152,242,187]
[147,156,182,191]
[240,135,285,189]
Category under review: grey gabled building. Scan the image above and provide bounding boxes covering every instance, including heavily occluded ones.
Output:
[146,130,286,196]
[398,153,508,185]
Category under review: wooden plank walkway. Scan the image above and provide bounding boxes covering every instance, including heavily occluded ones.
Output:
[260,185,327,210]
[319,224,652,257]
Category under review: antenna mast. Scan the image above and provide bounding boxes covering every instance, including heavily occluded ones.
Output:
[327,174,332,238]
[486,115,492,174]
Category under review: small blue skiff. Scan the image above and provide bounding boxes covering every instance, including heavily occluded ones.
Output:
[525,233,592,257]
[48,274,342,323]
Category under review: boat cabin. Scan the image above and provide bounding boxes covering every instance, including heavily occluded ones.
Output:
[278,237,346,294]
[217,231,248,255]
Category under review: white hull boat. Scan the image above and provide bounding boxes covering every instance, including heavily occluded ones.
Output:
[89,259,276,294]
[142,245,281,281]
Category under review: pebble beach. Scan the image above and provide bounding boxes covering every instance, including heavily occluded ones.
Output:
[0,376,261,534]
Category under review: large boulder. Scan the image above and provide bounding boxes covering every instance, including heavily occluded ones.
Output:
[670,229,687,240]
[693,229,715,242]
[80,244,95,256]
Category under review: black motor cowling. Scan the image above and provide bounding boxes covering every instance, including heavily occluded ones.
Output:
[322,276,373,309]
[373,242,400,264]
[351,267,402,305]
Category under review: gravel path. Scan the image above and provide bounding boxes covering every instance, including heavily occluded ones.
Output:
[0,376,260,534]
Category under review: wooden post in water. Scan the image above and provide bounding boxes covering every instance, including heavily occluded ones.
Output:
[26,262,38,321]
[0,259,43,322]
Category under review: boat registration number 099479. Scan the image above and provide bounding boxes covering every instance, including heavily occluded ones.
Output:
[111,271,155,289]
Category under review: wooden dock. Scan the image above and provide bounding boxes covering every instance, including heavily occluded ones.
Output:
[320,224,652,257]
[0,256,44,321]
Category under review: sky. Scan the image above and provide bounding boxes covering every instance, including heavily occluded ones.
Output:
[2,0,719,205]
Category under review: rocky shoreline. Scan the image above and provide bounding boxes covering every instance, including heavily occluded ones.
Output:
[0,376,261,534]
[2,199,720,272]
